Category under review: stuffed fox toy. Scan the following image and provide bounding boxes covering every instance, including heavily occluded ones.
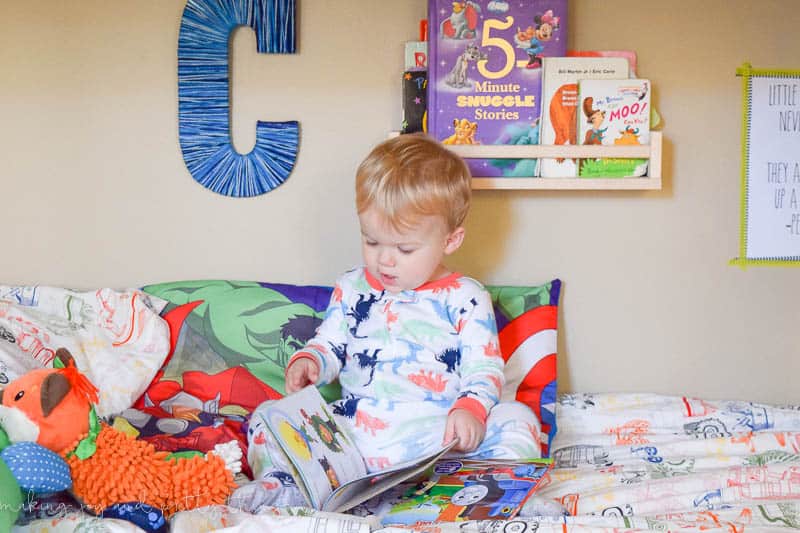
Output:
[0,348,240,516]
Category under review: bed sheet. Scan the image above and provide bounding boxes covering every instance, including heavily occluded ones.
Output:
[0,285,170,417]
[14,392,800,532]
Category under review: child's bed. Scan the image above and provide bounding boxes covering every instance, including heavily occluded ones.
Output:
[2,281,799,533]
[174,393,800,533]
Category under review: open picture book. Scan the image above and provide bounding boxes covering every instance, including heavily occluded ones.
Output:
[258,385,458,513]
[377,458,554,526]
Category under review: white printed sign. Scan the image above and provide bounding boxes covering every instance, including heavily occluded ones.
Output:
[741,72,800,262]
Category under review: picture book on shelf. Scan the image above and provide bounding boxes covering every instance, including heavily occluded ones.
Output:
[405,42,428,71]
[404,19,429,71]
[567,49,637,77]
[538,56,629,177]
[427,0,568,178]
[402,70,427,134]
[577,78,651,177]
[378,458,553,527]
[255,385,457,513]
[567,50,663,131]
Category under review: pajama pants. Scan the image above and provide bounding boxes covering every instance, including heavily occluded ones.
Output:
[334,398,543,471]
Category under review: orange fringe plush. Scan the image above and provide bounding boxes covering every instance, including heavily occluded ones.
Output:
[0,349,239,518]
[65,424,236,516]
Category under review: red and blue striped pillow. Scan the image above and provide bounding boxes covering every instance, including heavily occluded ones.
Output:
[489,279,560,457]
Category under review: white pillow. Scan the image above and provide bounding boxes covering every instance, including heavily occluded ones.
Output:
[0,285,170,417]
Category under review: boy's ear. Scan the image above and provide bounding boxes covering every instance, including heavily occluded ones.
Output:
[444,226,466,255]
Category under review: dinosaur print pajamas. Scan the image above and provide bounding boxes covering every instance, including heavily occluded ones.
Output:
[235,267,544,511]
[287,267,542,471]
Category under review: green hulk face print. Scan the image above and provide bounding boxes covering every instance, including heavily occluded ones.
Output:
[143,280,340,400]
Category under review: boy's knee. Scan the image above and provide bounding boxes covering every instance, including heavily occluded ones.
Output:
[229,473,305,512]
[488,400,540,426]
[484,401,543,459]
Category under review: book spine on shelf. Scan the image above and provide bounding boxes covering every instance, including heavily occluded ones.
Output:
[402,70,428,134]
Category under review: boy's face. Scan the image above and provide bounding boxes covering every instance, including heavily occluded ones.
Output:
[358,206,464,293]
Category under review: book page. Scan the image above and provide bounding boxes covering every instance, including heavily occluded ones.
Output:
[262,386,367,509]
[380,459,553,527]
[322,439,458,513]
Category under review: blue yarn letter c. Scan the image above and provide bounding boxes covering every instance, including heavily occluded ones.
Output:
[178,0,298,197]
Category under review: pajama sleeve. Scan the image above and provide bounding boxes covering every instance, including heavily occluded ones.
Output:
[450,285,504,424]
[287,279,350,387]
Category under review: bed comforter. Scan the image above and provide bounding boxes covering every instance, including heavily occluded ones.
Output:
[13,392,800,532]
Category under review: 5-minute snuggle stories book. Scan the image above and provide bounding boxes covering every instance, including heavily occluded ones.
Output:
[427,0,568,178]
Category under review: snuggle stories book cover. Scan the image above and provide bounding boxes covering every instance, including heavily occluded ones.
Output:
[427,0,568,178]
[259,386,457,513]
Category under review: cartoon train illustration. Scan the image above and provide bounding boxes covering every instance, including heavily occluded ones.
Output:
[384,466,543,525]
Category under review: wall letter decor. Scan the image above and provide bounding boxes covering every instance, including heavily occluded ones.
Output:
[178,0,298,197]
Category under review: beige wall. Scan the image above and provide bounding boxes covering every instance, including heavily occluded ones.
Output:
[2,1,798,403]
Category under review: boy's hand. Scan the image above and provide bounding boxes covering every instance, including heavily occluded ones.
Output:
[443,408,485,453]
[285,357,320,394]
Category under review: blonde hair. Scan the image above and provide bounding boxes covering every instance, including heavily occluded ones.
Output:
[355,134,472,231]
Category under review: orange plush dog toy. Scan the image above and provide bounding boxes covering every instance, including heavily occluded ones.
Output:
[0,348,240,516]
